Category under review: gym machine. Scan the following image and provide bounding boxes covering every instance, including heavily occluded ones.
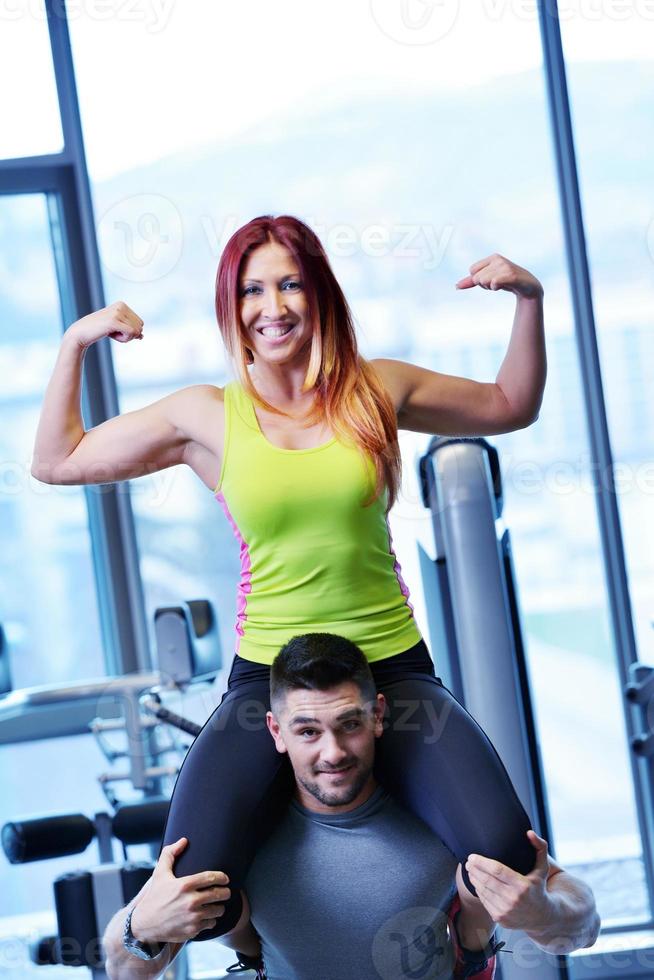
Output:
[418,436,569,980]
[0,600,248,979]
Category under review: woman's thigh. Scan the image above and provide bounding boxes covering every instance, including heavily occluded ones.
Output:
[372,671,536,885]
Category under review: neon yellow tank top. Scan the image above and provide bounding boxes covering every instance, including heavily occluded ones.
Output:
[212,380,422,664]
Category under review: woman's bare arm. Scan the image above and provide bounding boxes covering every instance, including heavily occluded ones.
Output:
[30,305,213,487]
[370,254,545,437]
[370,357,524,437]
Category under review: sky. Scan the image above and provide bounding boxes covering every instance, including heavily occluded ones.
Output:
[0,0,652,179]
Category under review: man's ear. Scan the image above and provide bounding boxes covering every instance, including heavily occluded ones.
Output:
[266,710,288,754]
[372,692,386,738]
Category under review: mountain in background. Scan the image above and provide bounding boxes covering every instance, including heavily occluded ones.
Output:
[2,60,652,345]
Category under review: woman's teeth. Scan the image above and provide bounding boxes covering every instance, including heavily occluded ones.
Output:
[260,325,293,338]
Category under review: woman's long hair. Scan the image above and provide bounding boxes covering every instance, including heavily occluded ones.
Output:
[214,214,401,509]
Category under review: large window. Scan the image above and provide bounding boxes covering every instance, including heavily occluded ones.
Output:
[560,21,654,673]
[0,192,108,935]
[0,0,648,950]
[0,0,63,159]
[65,0,646,927]
[0,193,104,688]
[554,9,654,924]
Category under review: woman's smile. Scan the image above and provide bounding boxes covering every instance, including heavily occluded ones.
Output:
[258,322,296,342]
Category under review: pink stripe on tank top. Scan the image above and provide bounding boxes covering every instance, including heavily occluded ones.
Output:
[215,490,251,655]
[385,516,415,616]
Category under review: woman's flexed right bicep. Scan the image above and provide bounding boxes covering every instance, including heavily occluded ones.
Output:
[32,388,197,486]
[35,391,193,486]
[31,302,207,487]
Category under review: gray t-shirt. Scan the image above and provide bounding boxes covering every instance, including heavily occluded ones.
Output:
[244,785,459,980]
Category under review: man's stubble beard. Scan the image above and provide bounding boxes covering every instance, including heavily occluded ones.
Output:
[297,759,374,808]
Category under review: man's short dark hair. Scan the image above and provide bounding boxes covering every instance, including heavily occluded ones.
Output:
[270,633,377,714]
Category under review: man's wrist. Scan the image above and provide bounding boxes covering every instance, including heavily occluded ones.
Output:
[454,886,495,951]
[129,903,151,943]
[455,912,495,951]
[525,890,559,933]
[233,950,263,971]
[123,906,165,960]
[452,908,505,977]
[524,890,584,949]
[453,908,498,952]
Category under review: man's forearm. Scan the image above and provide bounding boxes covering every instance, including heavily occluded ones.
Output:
[525,871,601,953]
[455,865,495,951]
[103,892,179,980]
[103,888,260,978]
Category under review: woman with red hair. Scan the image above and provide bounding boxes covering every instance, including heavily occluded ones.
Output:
[32,214,546,967]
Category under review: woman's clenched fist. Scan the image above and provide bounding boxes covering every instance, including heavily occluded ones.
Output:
[68,301,145,349]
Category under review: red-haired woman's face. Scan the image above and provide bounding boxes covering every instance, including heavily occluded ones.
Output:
[239,241,313,367]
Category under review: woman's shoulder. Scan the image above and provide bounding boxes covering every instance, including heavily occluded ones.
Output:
[366,358,406,415]
[171,384,226,492]
[176,384,227,404]
[183,382,225,402]
[163,384,226,448]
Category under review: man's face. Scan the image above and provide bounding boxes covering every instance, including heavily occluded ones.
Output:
[267,681,386,813]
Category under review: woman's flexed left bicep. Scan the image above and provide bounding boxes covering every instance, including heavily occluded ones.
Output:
[369,358,534,437]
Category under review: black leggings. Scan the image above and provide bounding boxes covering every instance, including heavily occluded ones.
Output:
[158,639,536,940]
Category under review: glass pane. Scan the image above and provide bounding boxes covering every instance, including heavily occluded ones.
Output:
[0,0,63,159]
[560,20,654,671]
[69,0,646,930]
[0,193,104,687]
[554,11,654,923]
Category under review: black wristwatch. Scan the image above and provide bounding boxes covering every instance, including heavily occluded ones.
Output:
[452,907,506,977]
[122,907,164,960]
[226,950,266,976]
